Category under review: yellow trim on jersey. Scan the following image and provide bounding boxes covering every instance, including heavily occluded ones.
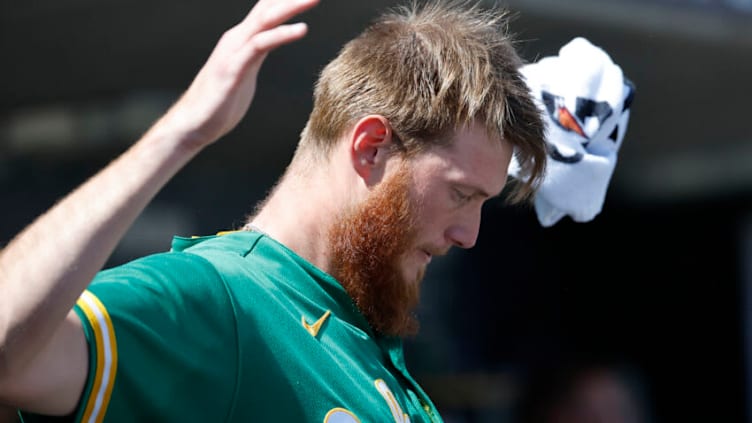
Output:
[216,230,241,236]
[77,290,118,423]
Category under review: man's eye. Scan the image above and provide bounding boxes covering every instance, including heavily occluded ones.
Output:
[453,189,471,203]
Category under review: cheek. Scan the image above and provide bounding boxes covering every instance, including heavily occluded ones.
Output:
[407,166,455,244]
[410,191,451,244]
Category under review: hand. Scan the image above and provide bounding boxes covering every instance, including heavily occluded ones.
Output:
[163,0,319,147]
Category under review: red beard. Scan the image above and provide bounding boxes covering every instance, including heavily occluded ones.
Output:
[328,165,423,338]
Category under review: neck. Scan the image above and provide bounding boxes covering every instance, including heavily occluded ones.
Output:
[247,151,357,274]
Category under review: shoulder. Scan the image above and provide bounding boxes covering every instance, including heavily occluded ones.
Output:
[93,230,265,292]
[91,250,225,303]
[85,234,254,325]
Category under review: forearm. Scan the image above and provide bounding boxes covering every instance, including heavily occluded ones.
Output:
[0,115,203,375]
[0,0,317,407]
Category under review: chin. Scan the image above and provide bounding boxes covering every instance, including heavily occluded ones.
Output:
[401,256,424,285]
[414,266,427,285]
[405,262,428,286]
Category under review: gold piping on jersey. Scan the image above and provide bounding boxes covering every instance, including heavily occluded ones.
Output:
[77,290,118,423]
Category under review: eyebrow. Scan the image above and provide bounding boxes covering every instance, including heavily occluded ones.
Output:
[457,183,502,200]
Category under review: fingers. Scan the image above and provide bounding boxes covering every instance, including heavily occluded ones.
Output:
[252,22,309,53]
[233,22,308,71]
[242,0,319,36]
[232,0,318,71]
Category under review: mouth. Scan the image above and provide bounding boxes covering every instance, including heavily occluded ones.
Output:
[420,249,432,264]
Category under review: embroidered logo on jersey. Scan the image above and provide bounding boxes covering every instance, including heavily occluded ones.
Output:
[375,379,411,423]
[302,310,331,337]
[325,380,412,423]
[324,408,361,422]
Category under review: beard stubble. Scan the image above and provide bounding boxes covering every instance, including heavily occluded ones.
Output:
[328,165,424,338]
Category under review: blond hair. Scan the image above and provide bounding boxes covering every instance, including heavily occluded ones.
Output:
[297,0,546,202]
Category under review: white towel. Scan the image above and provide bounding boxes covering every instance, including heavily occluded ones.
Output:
[509,37,635,227]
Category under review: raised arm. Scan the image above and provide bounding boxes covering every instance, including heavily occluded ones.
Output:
[0,0,318,414]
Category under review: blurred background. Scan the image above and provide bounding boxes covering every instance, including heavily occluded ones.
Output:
[1,0,751,421]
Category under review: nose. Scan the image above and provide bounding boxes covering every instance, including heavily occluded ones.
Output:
[446,207,482,249]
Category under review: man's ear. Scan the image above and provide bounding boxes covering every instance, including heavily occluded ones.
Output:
[350,115,395,185]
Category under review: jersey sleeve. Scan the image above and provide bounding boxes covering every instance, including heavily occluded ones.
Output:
[69,252,239,422]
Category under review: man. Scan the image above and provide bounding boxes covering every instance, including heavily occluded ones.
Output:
[0,0,546,421]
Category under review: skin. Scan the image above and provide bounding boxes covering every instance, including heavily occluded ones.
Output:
[0,0,319,415]
[326,119,513,337]
[0,0,512,418]
[251,116,512,284]
[396,121,512,279]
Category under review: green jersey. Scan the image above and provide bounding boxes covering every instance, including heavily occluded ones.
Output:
[20,231,442,422]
